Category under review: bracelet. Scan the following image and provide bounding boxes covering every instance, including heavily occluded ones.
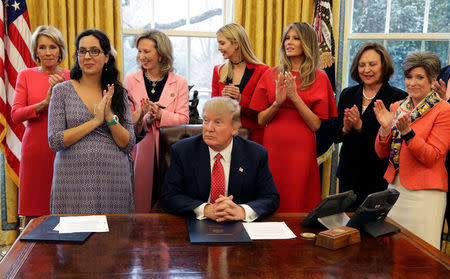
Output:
[401,129,415,142]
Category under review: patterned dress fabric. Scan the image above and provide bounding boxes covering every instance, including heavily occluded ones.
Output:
[11,67,70,215]
[48,81,136,214]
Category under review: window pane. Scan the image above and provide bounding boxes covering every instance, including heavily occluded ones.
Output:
[179,0,223,32]
[190,37,223,116]
[428,0,450,33]
[189,37,223,91]
[122,0,153,29]
[170,36,189,79]
[386,40,422,90]
[352,0,386,33]
[155,0,188,30]
[345,40,450,91]
[390,0,425,33]
[122,34,139,78]
[425,41,450,67]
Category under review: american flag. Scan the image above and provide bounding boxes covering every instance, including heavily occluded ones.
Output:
[314,0,336,165]
[0,0,35,184]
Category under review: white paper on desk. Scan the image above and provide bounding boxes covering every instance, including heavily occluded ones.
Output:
[54,215,109,233]
[242,222,296,240]
[317,213,350,230]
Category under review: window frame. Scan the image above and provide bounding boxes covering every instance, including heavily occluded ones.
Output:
[121,0,234,87]
[339,0,450,93]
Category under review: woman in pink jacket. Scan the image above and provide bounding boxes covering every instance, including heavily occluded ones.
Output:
[11,26,69,224]
[124,30,189,213]
[374,51,450,249]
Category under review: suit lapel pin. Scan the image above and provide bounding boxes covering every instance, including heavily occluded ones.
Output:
[239,167,244,173]
[171,92,175,97]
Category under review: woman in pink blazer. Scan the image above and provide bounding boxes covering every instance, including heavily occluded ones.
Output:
[124,30,189,213]
[212,23,268,144]
[374,51,450,249]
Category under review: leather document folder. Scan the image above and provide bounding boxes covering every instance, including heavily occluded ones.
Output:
[186,218,252,244]
[21,216,92,243]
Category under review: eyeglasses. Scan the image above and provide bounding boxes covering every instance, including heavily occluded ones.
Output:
[77,48,103,57]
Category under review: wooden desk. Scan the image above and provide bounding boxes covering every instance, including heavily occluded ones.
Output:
[1,213,449,278]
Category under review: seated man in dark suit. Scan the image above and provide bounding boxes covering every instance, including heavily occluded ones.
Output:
[161,97,279,222]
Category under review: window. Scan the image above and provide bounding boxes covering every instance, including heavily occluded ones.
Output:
[342,0,450,90]
[121,0,234,112]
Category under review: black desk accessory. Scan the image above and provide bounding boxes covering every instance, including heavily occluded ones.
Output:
[21,216,92,243]
[347,189,400,237]
[186,218,252,244]
[301,190,357,228]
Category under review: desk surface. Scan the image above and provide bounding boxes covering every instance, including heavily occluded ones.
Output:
[0,213,449,278]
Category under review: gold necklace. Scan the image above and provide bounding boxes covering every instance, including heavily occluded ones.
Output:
[144,71,161,94]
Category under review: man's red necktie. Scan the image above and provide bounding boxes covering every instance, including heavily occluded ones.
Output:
[210,153,225,203]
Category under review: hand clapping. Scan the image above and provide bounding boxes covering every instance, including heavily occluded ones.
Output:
[133,98,150,125]
[274,72,300,106]
[44,73,66,104]
[284,72,299,101]
[343,105,362,133]
[94,84,114,125]
[274,72,287,106]
[396,113,412,135]
[373,100,394,136]
[149,101,163,120]
[431,79,447,100]
[222,84,241,102]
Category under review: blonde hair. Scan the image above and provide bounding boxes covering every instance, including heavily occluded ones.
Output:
[216,23,262,83]
[203,97,241,128]
[135,29,173,76]
[278,22,320,90]
[30,25,67,64]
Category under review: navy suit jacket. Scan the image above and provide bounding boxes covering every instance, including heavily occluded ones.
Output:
[333,82,407,209]
[160,135,280,220]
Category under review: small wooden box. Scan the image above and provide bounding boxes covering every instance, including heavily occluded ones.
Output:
[315,226,360,250]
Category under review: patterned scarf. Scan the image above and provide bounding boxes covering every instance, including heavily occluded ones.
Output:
[389,91,441,170]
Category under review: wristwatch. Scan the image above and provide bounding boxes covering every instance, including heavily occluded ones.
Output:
[401,129,415,142]
[106,115,119,126]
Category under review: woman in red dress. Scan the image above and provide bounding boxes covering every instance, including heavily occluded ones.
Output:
[212,23,268,144]
[250,22,337,212]
[11,26,70,224]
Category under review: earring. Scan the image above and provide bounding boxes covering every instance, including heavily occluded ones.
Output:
[103,64,108,72]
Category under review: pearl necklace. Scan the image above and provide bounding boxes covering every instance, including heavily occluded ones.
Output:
[144,71,161,94]
[362,88,376,100]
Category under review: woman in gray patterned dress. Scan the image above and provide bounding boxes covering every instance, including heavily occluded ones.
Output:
[48,29,135,214]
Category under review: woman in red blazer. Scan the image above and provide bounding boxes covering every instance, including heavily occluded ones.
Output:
[211,23,268,144]
[12,26,69,224]
[374,51,450,249]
